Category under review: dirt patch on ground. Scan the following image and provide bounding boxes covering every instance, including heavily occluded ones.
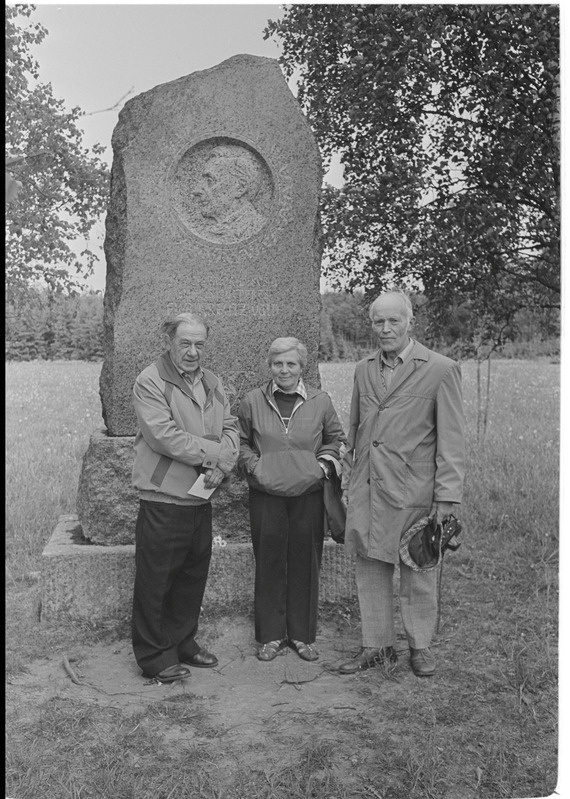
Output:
[7,611,399,739]
[7,608,452,793]
[6,559,558,798]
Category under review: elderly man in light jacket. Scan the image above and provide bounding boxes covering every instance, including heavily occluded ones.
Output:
[339,290,465,677]
[131,312,239,684]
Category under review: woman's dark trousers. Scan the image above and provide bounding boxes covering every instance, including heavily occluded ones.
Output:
[132,499,212,676]
[249,488,324,645]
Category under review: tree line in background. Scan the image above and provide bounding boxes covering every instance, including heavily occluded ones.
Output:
[5,287,558,364]
[5,289,103,362]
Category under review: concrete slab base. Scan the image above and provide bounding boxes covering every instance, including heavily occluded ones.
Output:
[41,515,357,625]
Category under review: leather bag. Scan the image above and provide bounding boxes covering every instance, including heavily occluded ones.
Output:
[323,470,347,544]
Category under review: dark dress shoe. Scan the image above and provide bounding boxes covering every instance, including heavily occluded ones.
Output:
[144,664,191,683]
[410,647,435,677]
[338,646,397,675]
[182,648,218,668]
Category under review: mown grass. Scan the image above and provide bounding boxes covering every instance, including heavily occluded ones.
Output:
[5,357,560,799]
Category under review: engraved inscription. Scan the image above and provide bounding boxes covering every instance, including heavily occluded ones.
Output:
[175,290,279,318]
[170,138,274,244]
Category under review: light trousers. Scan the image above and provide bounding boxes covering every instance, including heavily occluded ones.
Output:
[355,554,438,650]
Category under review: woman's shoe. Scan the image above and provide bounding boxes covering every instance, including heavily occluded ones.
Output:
[257,640,285,661]
[289,639,319,662]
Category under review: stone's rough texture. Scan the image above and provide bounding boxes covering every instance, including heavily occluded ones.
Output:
[100,54,323,436]
[41,516,356,624]
[41,516,136,625]
[76,430,251,545]
[76,430,139,544]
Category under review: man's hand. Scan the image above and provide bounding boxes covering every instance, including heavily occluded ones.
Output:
[341,489,349,508]
[202,466,226,490]
[430,501,458,526]
[217,441,237,475]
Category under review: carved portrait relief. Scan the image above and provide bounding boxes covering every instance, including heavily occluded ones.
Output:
[169,138,274,244]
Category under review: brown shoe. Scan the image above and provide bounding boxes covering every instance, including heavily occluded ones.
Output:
[338,646,397,675]
[410,647,435,677]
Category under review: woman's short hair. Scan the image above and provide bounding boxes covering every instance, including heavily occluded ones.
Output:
[369,290,413,321]
[162,312,210,340]
[267,337,308,369]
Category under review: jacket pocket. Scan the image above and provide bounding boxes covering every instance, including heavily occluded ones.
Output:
[403,460,435,508]
[150,455,173,487]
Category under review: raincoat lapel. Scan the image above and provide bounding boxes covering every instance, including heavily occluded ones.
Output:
[367,341,427,406]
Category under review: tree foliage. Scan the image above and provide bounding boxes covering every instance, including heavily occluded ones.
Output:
[266,5,560,348]
[5,5,109,300]
[5,288,104,361]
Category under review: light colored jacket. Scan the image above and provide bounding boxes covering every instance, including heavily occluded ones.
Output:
[343,341,465,563]
[238,381,346,497]
[132,353,239,503]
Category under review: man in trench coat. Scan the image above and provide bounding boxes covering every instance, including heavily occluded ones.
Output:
[339,290,465,677]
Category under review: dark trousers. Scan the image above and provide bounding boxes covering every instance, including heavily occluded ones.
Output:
[132,499,212,676]
[249,488,324,645]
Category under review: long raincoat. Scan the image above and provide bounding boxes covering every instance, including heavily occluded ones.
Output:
[343,341,465,564]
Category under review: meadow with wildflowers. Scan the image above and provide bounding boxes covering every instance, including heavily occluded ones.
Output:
[5,358,560,799]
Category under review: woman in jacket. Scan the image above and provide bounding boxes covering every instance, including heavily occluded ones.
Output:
[237,337,346,662]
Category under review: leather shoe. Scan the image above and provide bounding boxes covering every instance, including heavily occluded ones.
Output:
[144,663,191,683]
[410,647,435,677]
[338,646,397,675]
[182,648,218,668]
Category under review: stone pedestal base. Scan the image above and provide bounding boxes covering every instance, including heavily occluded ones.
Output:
[76,429,251,545]
[41,515,356,624]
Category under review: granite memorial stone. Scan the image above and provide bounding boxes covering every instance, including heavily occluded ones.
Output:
[77,54,324,544]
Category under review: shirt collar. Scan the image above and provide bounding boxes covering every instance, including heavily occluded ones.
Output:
[380,337,415,367]
[271,378,307,400]
[179,366,204,385]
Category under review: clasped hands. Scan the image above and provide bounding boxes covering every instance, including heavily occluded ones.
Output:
[202,441,237,490]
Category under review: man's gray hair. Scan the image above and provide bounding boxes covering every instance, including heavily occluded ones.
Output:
[267,337,308,370]
[369,290,413,321]
[162,312,210,340]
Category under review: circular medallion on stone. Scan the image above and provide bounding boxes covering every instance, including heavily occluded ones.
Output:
[169,137,274,244]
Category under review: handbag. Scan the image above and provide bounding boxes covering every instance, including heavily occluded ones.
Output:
[323,470,346,544]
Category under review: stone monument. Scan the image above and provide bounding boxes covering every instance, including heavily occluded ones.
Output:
[77,53,323,545]
[41,55,356,622]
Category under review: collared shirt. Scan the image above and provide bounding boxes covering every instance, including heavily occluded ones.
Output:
[270,378,308,401]
[271,378,307,430]
[179,366,207,408]
[380,338,415,390]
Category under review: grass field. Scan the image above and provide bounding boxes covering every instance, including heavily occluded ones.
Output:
[5,357,561,798]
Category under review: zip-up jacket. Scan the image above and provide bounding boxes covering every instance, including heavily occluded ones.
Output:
[132,352,239,502]
[237,380,346,497]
